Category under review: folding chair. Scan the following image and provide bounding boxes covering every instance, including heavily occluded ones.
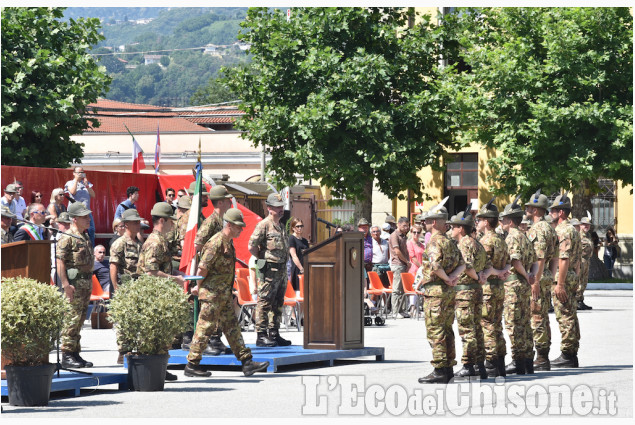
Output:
[283,280,301,331]
[400,272,423,320]
[367,271,388,318]
[90,275,111,328]
[236,267,249,281]
[235,277,257,331]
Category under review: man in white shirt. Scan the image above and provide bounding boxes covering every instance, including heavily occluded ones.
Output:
[13,181,27,220]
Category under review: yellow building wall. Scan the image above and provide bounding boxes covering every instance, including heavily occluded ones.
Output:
[616,183,633,235]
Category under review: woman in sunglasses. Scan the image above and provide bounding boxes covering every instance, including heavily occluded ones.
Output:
[288,217,309,293]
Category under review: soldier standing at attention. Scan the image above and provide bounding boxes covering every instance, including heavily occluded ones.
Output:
[248,193,290,347]
[57,202,95,368]
[549,193,582,368]
[109,209,143,364]
[189,185,235,355]
[418,200,465,384]
[499,197,536,375]
[524,190,559,371]
[449,207,493,379]
[137,202,186,381]
[476,199,511,377]
[577,213,594,310]
[184,208,270,377]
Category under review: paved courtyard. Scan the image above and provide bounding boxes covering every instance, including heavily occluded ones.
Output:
[2,290,632,418]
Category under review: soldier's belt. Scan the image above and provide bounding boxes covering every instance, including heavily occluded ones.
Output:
[505,273,527,283]
[485,278,504,286]
[454,283,481,291]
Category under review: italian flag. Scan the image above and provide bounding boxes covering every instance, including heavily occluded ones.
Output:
[179,161,203,274]
[125,124,146,173]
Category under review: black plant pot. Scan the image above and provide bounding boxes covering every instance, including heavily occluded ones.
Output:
[5,363,56,406]
[126,354,170,391]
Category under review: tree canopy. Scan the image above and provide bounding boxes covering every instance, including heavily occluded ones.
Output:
[228,7,462,213]
[1,7,111,168]
[442,7,633,199]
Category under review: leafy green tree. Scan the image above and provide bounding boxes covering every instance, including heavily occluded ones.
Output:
[228,7,461,218]
[442,7,633,214]
[1,7,111,167]
[191,76,236,105]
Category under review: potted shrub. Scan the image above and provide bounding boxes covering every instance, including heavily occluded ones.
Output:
[108,275,190,391]
[1,277,72,406]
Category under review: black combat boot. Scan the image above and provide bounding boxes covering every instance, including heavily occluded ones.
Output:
[476,362,488,379]
[454,364,477,378]
[418,368,448,384]
[209,335,232,354]
[577,300,592,310]
[551,352,579,368]
[269,329,292,346]
[165,370,178,381]
[256,332,277,347]
[484,357,499,377]
[181,330,194,350]
[242,359,270,376]
[524,358,535,374]
[184,362,212,377]
[62,352,83,368]
[497,357,507,377]
[505,357,526,375]
[534,351,550,371]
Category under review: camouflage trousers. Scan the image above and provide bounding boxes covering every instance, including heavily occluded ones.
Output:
[455,287,485,364]
[61,278,92,353]
[576,261,590,302]
[503,278,533,360]
[187,290,252,364]
[552,272,580,355]
[481,282,506,361]
[531,276,552,354]
[423,287,457,369]
[255,263,287,333]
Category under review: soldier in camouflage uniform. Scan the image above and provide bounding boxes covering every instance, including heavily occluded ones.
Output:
[476,199,511,377]
[249,193,290,347]
[577,214,594,310]
[449,209,492,379]
[184,208,270,377]
[524,190,559,371]
[549,193,582,368]
[191,185,234,355]
[1,206,15,244]
[109,208,143,363]
[417,202,465,384]
[138,202,187,381]
[500,197,536,375]
[57,203,95,368]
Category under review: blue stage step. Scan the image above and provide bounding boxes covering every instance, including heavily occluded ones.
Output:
[165,344,385,373]
[1,371,128,398]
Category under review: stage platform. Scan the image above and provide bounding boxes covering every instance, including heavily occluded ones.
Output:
[1,371,128,398]
[164,345,385,373]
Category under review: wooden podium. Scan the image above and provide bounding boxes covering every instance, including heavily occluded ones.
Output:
[303,231,364,350]
[1,240,53,284]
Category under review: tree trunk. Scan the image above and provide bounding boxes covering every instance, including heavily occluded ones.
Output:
[353,180,373,225]
[572,179,594,221]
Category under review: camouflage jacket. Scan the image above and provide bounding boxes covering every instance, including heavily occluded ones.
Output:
[195,210,222,247]
[56,227,93,272]
[109,233,142,279]
[198,231,235,300]
[527,219,559,263]
[479,229,509,271]
[580,230,594,264]
[505,227,536,276]
[1,228,12,245]
[457,235,490,286]
[249,215,288,263]
[420,232,464,284]
[555,220,582,273]
[137,230,172,275]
